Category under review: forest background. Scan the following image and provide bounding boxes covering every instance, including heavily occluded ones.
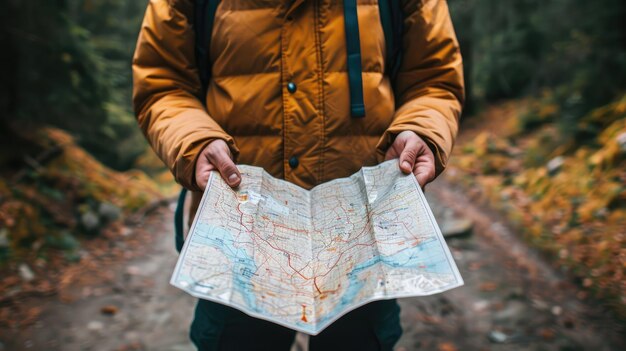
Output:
[0,0,624,320]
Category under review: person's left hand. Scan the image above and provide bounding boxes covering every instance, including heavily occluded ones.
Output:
[384,131,436,188]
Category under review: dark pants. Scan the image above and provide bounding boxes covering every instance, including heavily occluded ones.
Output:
[190,299,402,351]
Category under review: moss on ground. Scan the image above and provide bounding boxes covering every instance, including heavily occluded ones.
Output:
[0,127,174,263]
[447,95,626,318]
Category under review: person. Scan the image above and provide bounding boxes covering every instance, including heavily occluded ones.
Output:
[132,0,463,349]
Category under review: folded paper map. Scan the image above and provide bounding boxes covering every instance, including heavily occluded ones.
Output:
[171,160,463,335]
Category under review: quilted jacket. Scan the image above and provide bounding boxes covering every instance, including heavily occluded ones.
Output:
[132,0,464,215]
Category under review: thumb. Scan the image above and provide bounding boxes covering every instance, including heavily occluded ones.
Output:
[210,149,241,188]
[398,144,418,174]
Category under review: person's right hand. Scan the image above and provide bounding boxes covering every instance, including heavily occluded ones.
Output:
[194,139,241,190]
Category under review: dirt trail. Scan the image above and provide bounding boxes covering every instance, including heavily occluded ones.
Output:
[1,180,624,351]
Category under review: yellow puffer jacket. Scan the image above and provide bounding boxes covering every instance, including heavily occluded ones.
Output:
[133,0,463,202]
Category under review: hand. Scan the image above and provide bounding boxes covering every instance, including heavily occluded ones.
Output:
[384,131,436,188]
[195,139,241,190]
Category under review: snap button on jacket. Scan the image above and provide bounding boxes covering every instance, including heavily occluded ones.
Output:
[133,0,464,196]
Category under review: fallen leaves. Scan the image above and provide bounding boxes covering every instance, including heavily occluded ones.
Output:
[0,207,164,329]
[539,327,556,340]
[438,341,458,351]
[446,96,626,318]
[0,126,167,264]
[479,282,498,292]
[100,305,119,316]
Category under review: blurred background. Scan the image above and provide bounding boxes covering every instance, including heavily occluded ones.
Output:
[0,0,624,350]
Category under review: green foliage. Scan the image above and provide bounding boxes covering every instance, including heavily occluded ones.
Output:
[449,98,626,317]
[70,0,148,168]
[0,127,163,263]
[450,0,626,131]
[0,0,147,170]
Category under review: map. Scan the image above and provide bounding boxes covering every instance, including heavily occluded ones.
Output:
[170,160,463,335]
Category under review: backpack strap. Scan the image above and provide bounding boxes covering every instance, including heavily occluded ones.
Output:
[343,0,366,118]
[194,0,220,99]
[389,0,404,81]
[379,0,404,84]
[174,188,188,252]
[345,0,404,118]
[175,0,220,252]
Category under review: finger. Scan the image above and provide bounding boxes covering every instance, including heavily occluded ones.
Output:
[195,155,212,191]
[384,150,394,161]
[196,170,208,190]
[413,164,436,189]
[385,148,402,161]
[209,148,241,188]
[197,161,219,190]
[398,144,419,174]
[414,170,431,189]
[384,145,400,161]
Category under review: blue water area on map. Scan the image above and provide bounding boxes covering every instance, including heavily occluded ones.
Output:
[187,222,452,333]
[317,238,452,327]
[380,237,451,274]
[191,223,260,312]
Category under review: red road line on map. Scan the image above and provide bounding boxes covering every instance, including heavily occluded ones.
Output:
[313,277,323,294]
[230,196,388,296]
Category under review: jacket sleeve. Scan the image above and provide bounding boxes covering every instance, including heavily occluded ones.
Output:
[376,0,464,175]
[132,0,238,191]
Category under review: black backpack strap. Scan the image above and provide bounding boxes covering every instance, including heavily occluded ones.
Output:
[175,0,219,253]
[378,0,404,84]
[344,0,366,118]
[174,188,188,252]
[389,0,403,81]
[194,0,220,98]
